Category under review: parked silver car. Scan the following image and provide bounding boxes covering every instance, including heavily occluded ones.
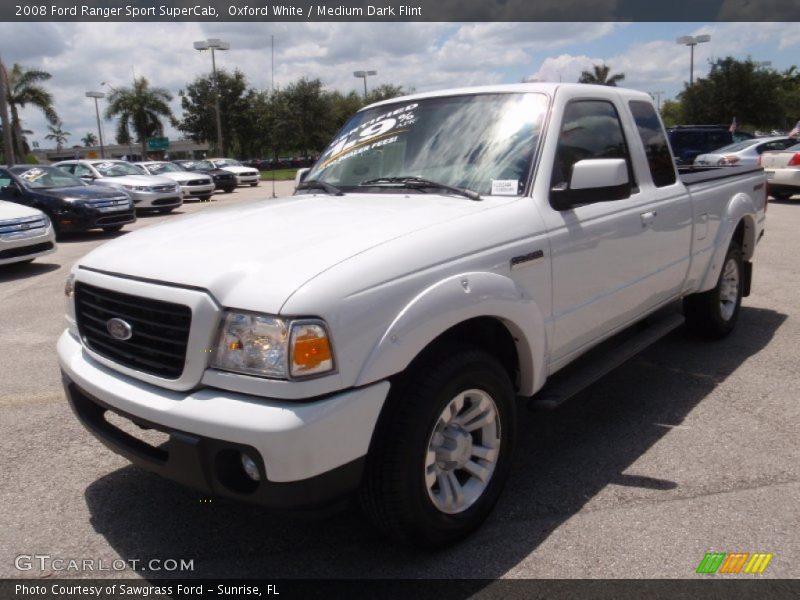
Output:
[135,161,215,202]
[54,160,183,213]
[693,136,796,167]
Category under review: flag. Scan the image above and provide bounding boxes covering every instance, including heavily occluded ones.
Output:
[789,120,800,138]
[729,117,737,133]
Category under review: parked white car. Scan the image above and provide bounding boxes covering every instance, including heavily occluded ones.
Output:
[54,160,183,213]
[0,199,56,266]
[135,162,215,202]
[693,136,796,166]
[207,158,260,186]
[760,141,800,200]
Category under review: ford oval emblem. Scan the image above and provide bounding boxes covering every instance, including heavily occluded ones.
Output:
[106,317,133,341]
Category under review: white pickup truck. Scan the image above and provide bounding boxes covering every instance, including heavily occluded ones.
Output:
[58,84,766,547]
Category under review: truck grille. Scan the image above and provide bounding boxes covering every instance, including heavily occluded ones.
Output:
[75,282,192,379]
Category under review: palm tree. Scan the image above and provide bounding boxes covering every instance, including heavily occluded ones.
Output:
[81,132,98,147]
[2,62,59,160]
[45,121,70,151]
[578,64,626,87]
[104,77,173,159]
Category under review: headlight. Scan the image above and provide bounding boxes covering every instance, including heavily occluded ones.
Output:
[211,311,334,379]
[64,273,76,298]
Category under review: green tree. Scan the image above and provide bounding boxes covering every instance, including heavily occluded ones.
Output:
[578,64,626,86]
[2,63,59,160]
[366,83,409,104]
[660,99,683,128]
[680,57,786,130]
[271,78,335,157]
[178,68,259,157]
[81,132,98,147]
[104,76,173,159]
[45,120,70,150]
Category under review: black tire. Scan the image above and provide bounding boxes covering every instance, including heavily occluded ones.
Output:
[102,225,124,233]
[198,195,212,202]
[223,187,235,194]
[683,242,744,339]
[250,182,259,187]
[157,207,175,214]
[770,191,792,201]
[359,346,516,548]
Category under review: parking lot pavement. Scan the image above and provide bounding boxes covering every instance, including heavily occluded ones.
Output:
[0,190,797,580]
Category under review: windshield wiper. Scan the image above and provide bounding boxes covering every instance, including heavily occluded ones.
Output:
[295,179,344,196]
[359,176,482,201]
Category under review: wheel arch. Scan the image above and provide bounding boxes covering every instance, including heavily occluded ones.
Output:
[355,271,546,396]
[699,193,758,291]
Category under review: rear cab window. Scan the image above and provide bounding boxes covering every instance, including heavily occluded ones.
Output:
[629,101,677,187]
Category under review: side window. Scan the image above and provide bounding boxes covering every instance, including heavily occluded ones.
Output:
[759,139,795,153]
[73,164,92,177]
[57,163,75,174]
[551,100,633,189]
[629,100,677,187]
[0,168,12,188]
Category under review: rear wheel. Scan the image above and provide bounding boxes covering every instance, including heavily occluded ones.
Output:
[770,190,792,201]
[684,242,744,339]
[359,347,516,548]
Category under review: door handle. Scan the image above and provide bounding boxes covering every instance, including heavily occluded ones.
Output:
[640,210,657,228]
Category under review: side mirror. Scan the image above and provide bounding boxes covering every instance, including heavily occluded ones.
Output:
[294,167,310,190]
[550,158,631,211]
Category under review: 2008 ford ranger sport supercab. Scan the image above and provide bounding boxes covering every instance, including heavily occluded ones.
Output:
[58,84,767,547]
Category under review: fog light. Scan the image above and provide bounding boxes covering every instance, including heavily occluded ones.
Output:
[241,453,261,481]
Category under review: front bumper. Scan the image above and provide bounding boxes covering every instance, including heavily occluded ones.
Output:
[55,205,135,233]
[58,331,389,508]
[233,172,259,185]
[180,183,215,198]
[0,226,56,265]
[128,190,183,210]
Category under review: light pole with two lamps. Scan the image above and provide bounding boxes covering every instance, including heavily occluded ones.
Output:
[193,38,229,156]
[353,70,377,100]
[676,34,711,86]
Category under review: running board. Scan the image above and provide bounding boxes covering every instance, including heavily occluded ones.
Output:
[527,309,686,411]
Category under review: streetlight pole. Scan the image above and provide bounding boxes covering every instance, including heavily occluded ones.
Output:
[353,70,377,100]
[0,56,15,166]
[677,35,711,86]
[194,38,230,156]
[85,91,105,158]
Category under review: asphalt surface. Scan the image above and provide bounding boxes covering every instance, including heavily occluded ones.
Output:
[0,185,797,581]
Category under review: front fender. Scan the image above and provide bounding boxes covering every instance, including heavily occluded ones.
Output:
[355,271,546,396]
[699,192,759,291]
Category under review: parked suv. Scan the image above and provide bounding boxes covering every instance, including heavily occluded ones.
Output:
[667,125,754,165]
[54,160,183,214]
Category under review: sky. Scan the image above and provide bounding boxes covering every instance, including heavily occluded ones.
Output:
[0,21,797,150]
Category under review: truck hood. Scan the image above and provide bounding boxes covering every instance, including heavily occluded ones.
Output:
[78,193,493,312]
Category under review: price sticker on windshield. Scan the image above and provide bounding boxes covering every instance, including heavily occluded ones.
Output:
[491,180,519,196]
[19,168,46,182]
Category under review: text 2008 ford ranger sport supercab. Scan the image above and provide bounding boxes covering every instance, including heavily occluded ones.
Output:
[58,84,767,547]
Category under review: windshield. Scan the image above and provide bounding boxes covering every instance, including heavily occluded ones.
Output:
[92,161,146,177]
[145,162,182,174]
[305,92,548,196]
[213,159,241,167]
[11,166,85,189]
[181,160,213,171]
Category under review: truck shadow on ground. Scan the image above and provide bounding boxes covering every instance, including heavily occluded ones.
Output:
[83,306,786,581]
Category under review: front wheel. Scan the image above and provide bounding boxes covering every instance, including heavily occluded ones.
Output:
[770,190,792,201]
[250,182,259,187]
[157,207,175,214]
[683,242,744,339]
[359,347,516,548]
[102,225,124,233]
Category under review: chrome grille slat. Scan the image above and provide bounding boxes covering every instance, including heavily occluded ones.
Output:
[75,282,192,379]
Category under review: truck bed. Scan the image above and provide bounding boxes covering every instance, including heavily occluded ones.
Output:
[678,164,764,186]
